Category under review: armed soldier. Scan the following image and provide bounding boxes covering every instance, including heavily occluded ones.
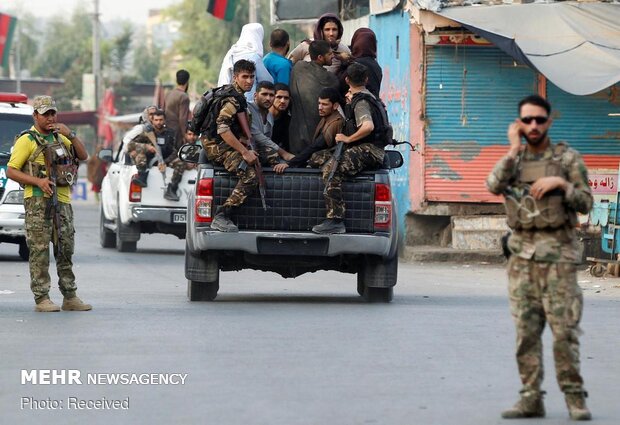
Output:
[6,96,91,312]
[200,59,259,232]
[486,95,593,421]
[312,63,385,234]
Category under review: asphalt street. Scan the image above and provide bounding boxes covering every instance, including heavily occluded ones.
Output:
[1,202,619,425]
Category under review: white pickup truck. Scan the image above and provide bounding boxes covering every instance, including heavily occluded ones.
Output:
[0,93,31,260]
[98,144,197,252]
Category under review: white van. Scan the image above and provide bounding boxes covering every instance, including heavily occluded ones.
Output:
[0,93,32,260]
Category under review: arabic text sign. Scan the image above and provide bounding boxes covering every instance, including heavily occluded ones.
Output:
[589,173,616,194]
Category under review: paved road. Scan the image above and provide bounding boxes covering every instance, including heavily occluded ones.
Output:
[1,202,619,424]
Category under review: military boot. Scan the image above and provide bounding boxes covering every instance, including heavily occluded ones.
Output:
[501,390,545,419]
[565,391,592,421]
[35,298,61,312]
[312,219,346,234]
[132,171,149,187]
[211,206,238,232]
[164,183,180,201]
[62,296,92,311]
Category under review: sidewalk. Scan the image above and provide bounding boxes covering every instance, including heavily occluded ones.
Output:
[402,245,506,264]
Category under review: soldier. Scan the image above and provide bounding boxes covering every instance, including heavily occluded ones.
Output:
[201,59,259,232]
[6,96,91,312]
[486,95,593,421]
[312,63,384,234]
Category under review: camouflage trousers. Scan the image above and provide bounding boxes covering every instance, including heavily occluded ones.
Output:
[168,158,194,186]
[320,143,384,219]
[24,197,77,303]
[507,256,585,394]
[126,141,154,172]
[202,139,257,208]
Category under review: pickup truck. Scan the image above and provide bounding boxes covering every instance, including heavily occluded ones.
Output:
[180,144,403,303]
[98,143,197,252]
[0,93,31,260]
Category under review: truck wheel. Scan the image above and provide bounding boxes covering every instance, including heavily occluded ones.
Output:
[187,280,219,302]
[357,254,398,303]
[185,243,220,301]
[116,202,138,252]
[18,241,29,261]
[99,204,116,248]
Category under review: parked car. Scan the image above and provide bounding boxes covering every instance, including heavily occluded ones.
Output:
[0,93,31,260]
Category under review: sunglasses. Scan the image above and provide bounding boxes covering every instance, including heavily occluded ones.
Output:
[520,116,549,125]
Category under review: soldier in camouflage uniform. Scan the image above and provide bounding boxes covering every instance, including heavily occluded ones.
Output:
[201,59,259,232]
[6,96,91,312]
[486,95,593,421]
[312,63,384,234]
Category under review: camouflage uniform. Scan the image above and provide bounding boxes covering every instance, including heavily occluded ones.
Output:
[486,142,593,399]
[202,83,257,208]
[127,128,176,172]
[322,92,384,219]
[24,197,77,302]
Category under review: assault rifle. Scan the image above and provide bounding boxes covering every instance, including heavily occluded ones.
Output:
[237,111,268,210]
[144,126,167,192]
[323,142,344,196]
[42,143,61,256]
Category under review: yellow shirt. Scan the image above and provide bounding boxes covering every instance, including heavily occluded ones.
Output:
[7,126,74,204]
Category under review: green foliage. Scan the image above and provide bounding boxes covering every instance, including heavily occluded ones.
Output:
[133,36,161,82]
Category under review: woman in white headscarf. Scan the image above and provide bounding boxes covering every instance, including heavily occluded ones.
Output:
[217,23,274,102]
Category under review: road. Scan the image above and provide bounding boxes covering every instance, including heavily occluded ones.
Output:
[1,202,619,425]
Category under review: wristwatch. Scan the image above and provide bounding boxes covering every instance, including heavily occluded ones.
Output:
[68,130,77,140]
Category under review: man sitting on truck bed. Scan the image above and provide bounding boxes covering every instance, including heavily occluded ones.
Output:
[202,59,259,233]
[312,63,385,235]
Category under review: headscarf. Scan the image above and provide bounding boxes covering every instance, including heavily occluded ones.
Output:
[351,28,377,59]
[313,13,344,48]
[218,23,265,85]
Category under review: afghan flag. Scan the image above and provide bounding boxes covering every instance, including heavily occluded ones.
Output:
[0,13,18,68]
[207,0,237,21]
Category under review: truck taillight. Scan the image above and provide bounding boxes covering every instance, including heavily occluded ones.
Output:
[195,178,213,223]
[129,176,142,202]
[374,183,391,229]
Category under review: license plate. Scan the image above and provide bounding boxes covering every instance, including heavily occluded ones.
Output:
[172,212,186,223]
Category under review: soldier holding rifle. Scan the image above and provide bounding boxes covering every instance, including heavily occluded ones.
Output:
[7,96,91,312]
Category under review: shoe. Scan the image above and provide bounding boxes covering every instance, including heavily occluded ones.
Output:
[565,391,592,421]
[501,391,545,419]
[35,299,61,312]
[211,207,238,232]
[312,219,345,234]
[132,171,149,187]
[62,296,92,311]
[164,184,180,201]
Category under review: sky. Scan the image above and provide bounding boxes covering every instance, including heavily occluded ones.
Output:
[1,0,181,24]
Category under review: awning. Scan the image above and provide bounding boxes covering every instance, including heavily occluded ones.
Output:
[438,2,620,95]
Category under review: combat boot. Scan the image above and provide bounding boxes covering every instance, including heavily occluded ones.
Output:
[62,296,92,311]
[565,391,592,421]
[501,390,545,419]
[35,298,61,312]
[211,206,238,232]
[312,219,346,234]
[164,183,180,201]
[132,171,149,187]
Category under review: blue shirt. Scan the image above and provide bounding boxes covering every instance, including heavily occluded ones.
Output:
[263,52,292,86]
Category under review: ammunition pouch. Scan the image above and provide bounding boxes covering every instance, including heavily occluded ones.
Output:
[20,130,79,187]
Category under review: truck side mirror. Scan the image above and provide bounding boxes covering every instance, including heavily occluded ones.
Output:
[178,143,202,164]
[383,150,404,169]
[98,149,113,162]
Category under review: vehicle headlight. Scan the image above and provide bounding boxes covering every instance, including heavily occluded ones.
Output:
[4,190,24,204]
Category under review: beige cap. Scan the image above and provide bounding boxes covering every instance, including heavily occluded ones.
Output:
[32,95,58,114]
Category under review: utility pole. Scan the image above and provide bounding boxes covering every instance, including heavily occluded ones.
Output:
[249,0,258,23]
[92,0,102,110]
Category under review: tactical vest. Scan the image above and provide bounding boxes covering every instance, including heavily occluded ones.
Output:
[20,130,78,187]
[504,143,576,230]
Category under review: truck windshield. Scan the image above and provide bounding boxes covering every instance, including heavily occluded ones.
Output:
[0,115,32,156]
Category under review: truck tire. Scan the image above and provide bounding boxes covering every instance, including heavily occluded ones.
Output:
[357,254,398,303]
[99,204,116,248]
[18,240,29,261]
[116,202,138,253]
[185,243,220,301]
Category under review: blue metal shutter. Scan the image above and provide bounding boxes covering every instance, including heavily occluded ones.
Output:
[546,83,620,168]
[425,46,537,202]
